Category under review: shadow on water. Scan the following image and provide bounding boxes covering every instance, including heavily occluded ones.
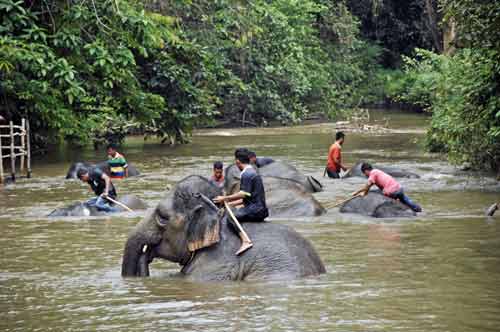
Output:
[1,109,499,332]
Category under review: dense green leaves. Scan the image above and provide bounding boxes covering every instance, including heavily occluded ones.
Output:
[387,48,499,171]
[2,0,377,148]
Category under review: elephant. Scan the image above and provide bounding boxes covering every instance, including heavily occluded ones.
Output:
[343,161,420,179]
[224,166,325,217]
[121,175,326,281]
[225,161,323,193]
[65,161,140,179]
[339,192,416,218]
[48,194,148,217]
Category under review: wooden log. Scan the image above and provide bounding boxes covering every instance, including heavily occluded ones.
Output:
[9,121,15,182]
[26,120,31,178]
[20,119,25,172]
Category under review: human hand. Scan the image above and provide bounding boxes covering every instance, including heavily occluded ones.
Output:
[213,196,225,204]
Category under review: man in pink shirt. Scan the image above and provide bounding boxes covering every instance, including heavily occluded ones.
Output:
[352,163,422,212]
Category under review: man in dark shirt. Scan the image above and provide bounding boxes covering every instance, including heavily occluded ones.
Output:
[77,167,118,212]
[214,148,269,255]
[248,151,274,168]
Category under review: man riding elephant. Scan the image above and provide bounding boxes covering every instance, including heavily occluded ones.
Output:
[352,162,422,213]
[214,148,269,255]
[248,151,275,168]
[77,167,118,213]
[121,175,325,281]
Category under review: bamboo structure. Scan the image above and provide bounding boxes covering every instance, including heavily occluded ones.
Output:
[0,119,31,183]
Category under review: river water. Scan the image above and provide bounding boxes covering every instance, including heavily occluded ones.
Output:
[1,110,499,332]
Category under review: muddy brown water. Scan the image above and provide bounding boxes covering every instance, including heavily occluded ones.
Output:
[1,110,499,332]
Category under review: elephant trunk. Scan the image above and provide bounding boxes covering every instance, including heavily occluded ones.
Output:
[121,232,151,277]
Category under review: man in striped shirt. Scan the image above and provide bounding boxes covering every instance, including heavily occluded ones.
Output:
[107,143,128,179]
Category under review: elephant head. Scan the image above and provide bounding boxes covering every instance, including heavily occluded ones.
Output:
[121,176,223,277]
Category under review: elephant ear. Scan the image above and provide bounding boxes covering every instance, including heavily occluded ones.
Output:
[186,205,220,252]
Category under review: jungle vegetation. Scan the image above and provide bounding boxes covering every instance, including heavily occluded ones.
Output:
[1,0,498,171]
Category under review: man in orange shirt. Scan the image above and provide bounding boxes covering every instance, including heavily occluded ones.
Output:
[326,132,348,178]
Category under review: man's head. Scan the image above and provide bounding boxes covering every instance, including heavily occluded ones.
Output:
[106,143,118,157]
[213,161,223,180]
[360,162,373,177]
[235,148,250,171]
[336,131,345,145]
[77,168,90,182]
[248,151,257,164]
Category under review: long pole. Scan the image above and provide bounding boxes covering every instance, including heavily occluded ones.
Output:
[324,194,361,209]
[0,128,3,183]
[224,201,251,240]
[9,121,15,182]
[20,118,25,172]
[104,196,134,212]
[26,120,31,178]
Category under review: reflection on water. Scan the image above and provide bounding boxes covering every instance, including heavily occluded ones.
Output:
[1,109,499,332]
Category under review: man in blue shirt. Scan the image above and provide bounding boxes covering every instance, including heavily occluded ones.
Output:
[214,148,269,255]
[248,151,275,168]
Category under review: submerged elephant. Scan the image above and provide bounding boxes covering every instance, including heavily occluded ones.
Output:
[225,165,324,217]
[48,194,148,217]
[344,162,420,179]
[65,161,140,179]
[339,192,416,218]
[121,175,326,281]
[225,161,323,193]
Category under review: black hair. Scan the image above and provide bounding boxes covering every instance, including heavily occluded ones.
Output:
[336,132,345,141]
[248,151,256,158]
[360,162,373,173]
[106,142,118,150]
[213,161,223,169]
[235,148,250,164]
[77,167,89,179]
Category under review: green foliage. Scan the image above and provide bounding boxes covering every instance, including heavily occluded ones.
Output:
[385,1,500,171]
[346,0,442,66]
[148,0,374,125]
[1,0,378,147]
[386,47,500,170]
[0,0,215,147]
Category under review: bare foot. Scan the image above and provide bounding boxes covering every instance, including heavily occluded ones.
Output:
[236,241,253,256]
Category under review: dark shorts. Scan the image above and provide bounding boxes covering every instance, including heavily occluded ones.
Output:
[234,205,268,222]
[326,169,340,179]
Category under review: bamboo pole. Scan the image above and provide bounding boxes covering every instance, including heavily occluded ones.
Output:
[0,128,3,184]
[9,121,15,182]
[20,119,25,172]
[26,120,31,178]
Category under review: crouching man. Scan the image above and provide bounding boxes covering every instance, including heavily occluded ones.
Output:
[214,148,269,255]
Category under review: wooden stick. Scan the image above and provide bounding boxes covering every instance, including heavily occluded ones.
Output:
[26,120,31,178]
[224,201,251,240]
[0,128,3,183]
[104,196,134,212]
[9,121,15,182]
[324,194,361,208]
[20,119,25,172]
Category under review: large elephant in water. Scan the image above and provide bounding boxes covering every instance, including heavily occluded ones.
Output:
[48,195,148,217]
[225,165,325,217]
[226,162,322,193]
[344,162,420,179]
[339,192,416,218]
[121,175,326,281]
[65,161,140,179]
